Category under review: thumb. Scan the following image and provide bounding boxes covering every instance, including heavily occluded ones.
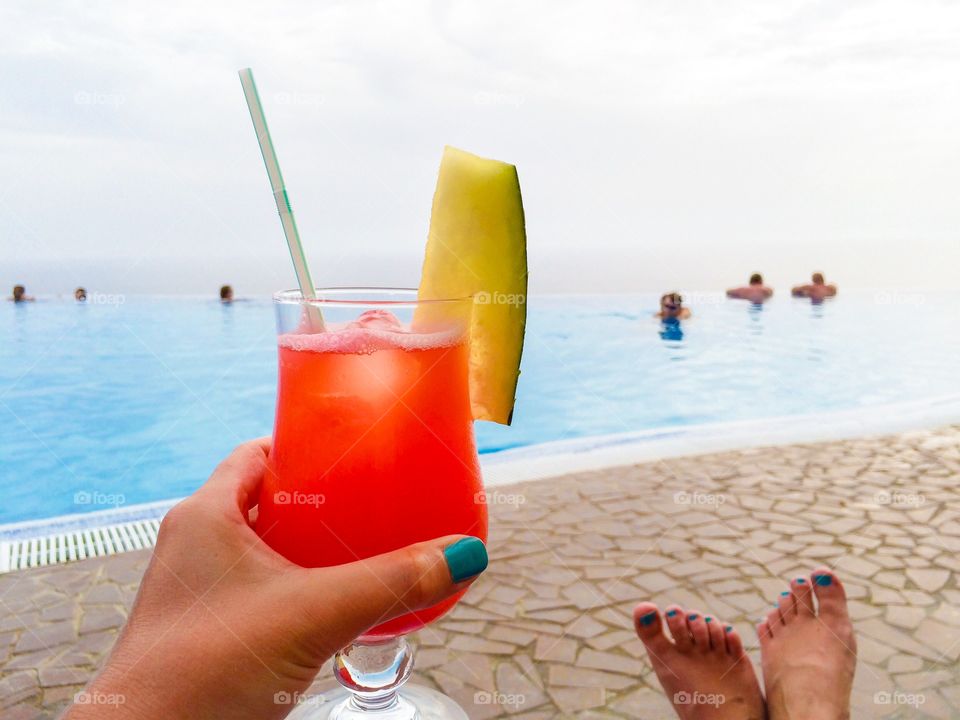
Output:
[302,535,487,651]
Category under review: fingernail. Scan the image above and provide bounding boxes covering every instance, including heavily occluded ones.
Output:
[688,613,698,621]
[780,591,790,597]
[444,537,488,583]
[796,578,806,584]
[725,625,733,632]
[666,609,678,617]
[705,617,713,623]
[639,612,657,626]
[813,573,832,586]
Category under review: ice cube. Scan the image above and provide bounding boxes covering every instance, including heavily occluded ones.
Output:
[349,309,404,331]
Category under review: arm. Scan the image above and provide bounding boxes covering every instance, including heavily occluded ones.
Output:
[64,439,485,720]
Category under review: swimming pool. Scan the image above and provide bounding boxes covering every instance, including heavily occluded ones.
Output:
[2,291,959,524]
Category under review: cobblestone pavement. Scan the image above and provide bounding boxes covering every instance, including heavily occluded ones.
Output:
[3,426,960,719]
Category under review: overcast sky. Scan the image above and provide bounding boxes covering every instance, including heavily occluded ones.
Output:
[2,0,959,296]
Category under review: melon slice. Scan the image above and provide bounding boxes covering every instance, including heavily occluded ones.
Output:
[417,146,527,425]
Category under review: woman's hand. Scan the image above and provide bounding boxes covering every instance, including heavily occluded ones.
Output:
[65,438,487,720]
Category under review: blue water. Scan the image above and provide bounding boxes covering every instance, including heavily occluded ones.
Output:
[2,291,959,524]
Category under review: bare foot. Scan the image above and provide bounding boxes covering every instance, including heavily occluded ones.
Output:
[759,567,856,720]
[633,602,766,719]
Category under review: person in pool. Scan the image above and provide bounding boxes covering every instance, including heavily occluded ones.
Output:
[656,292,691,320]
[63,440,858,720]
[75,287,87,302]
[220,284,234,303]
[792,272,837,302]
[727,273,774,303]
[8,285,35,302]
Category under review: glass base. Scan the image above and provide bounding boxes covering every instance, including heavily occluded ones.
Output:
[286,685,468,720]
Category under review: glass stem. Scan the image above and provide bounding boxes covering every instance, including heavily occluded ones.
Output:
[333,636,414,714]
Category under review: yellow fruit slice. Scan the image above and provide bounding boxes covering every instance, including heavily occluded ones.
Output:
[417,146,527,425]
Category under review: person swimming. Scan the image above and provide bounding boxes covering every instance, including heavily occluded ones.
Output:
[74,287,87,302]
[655,292,691,320]
[8,285,35,303]
[726,273,773,304]
[791,272,837,302]
[220,284,234,303]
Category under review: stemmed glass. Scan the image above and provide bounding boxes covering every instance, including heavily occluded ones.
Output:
[258,288,487,719]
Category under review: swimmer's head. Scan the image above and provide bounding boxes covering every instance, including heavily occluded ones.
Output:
[749,273,763,286]
[12,285,25,301]
[660,292,684,317]
[74,287,87,302]
[812,272,825,285]
[220,285,234,302]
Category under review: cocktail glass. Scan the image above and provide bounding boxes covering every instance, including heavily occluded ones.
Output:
[258,288,487,720]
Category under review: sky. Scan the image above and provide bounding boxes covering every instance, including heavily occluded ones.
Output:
[1,0,959,296]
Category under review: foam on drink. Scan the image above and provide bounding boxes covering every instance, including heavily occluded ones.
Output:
[279,310,465,355]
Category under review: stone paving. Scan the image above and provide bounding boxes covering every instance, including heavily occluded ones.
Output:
[3,426,960,718]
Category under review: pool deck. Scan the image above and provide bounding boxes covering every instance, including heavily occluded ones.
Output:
[2,426,960,718]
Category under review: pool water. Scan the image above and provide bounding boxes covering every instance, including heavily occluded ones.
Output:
[2,291,959,524]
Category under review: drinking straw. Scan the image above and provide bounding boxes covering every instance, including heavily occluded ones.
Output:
[238,68,325,331]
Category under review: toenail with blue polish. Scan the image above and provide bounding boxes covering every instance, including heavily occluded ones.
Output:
[813,574,833,586]
[780,591,790,596]
[688,614,698,621]
[705,617,712,623]
[666,609,678,617]
[640,612,657,626]
[725,625,733,632]
[796,578,806,584]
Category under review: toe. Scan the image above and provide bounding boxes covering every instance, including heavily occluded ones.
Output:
[810,567,850,624]
[776,589,795,621]
[724,623,745,657]
[791,575,815,616]
[633,602,674,659]
[766,608,782,631]
[704,615,725,652]
[686,610,710,650]
[757,619,773,644]
[664,605,693,651]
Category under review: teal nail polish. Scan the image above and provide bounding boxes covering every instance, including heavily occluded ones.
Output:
[796,578,806,584]
[780,591,790,597]
[666,609,678,617]
[705,617,712,623]
[444,537,488,582]
[725,625,733,632]
[813,574,832,586]
[688,614,698,621]
[640,612,657,626]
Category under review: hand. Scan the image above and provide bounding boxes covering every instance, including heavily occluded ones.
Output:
[65,438,486,720]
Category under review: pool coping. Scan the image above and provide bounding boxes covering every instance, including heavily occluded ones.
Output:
[3,390,960,542]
